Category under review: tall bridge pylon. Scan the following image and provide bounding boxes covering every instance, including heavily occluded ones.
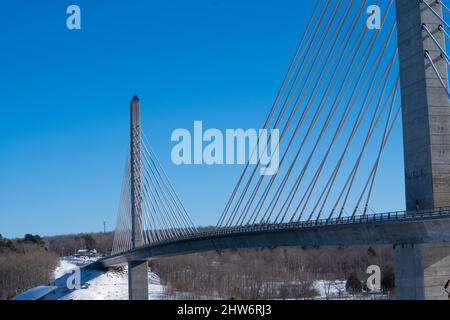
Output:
[128,96,148,300]
[395,0,450,300]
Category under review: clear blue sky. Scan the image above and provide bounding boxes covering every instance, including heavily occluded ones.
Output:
[0,0,405,238]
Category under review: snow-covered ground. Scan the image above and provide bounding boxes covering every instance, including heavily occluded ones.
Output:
[313,280,389,300]
[46,258,166,300]
[46,258,388,300]
[314,280,348,299]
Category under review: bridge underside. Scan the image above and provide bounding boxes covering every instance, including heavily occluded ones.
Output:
[98,215,450,300]
[99,215,450,268]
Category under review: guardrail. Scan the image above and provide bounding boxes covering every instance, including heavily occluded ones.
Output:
[108,207,450,257]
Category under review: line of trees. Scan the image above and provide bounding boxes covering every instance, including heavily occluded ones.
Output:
[0,234,58,300]
[0,230,396,300]
[45,232,114,256]
[150,245,395,300]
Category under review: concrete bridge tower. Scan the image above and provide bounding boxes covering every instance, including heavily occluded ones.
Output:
[395,0,450,300]
[128,95,149,300]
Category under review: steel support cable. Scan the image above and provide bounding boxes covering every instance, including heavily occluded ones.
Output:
[137,150,176,240]
[115,152,132,253]
[262,0,381,224]
[438,0,450,12]
[224,0,342,228]
[141,164,186,240]
[309,48,399,222]
[137,145,183,235]
[338,75,400,219]
[304,69,396,222]
[118,159,133,252]
[141,143,195,235]
[141,178,171,241]
[141,176,174,240]
[422,24,450,65]
[355,107,401,217]
[133,171,151,248]
[113,206,125,254]
[141,135,197,234]
[140,203,152,246]
[141,178,168,243]
[142,134,197,232]
[314,51,399,223]
[117,174,132,252]
[359,85,400,217]
[216,0,324,227]
[141,185,168,243]
[234,0,351,227]
[112,157,130,254]
[241,0,367,226]
[130,131,147,247]
[141,172,182,240]
[228,0,351,227]
[140,199,156,245]
[439,25,450,41]
[238,1,365,225]
[141,148,191,237]
[318,68,397,221]
[425,50,450,99]
[353,94,401,218]
[281,0,398,225]
[420,0,450,29]
[269,0,392,224]
[274,32,381,224]
[117,189,131,252]
[329,22,397,219]
[128,151,153,247]
[223,0,340,227]
[140,171,159,246]
[301,54,391,222]
[218,1,323,227]
[130,129,144,247]
[142,138,209,246]
[138,164,159,245]
[141,150,189,237]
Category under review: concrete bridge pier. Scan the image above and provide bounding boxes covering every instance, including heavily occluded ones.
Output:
[395,244,450,300]
[395,0,450,300]
[128,261,149,300]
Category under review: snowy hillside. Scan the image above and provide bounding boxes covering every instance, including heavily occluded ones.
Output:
[46,258,166,300]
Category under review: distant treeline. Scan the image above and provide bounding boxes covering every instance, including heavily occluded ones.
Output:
[150,245,395,300]
[0,230,395,300]
[44,232,114,256]
[0,231,115,300]
[0,234,58,300]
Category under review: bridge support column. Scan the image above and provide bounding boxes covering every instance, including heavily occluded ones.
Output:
[395,244,450,300]
[128,95,149,300]
[128,261,149,300]
[395,0,450,301]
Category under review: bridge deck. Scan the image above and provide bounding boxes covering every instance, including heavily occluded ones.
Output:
[99,209,450,267]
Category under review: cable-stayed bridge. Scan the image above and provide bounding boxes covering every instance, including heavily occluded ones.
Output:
[97,0,450,300]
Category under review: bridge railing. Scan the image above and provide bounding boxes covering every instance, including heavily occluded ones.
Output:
[108,207,450,257]
[170,207,450,244]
